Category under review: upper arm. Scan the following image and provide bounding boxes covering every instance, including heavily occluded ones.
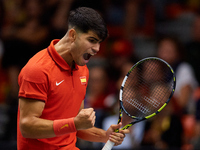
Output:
[19,98,45,134]
[19,97,45,119]
[19,98,55,138]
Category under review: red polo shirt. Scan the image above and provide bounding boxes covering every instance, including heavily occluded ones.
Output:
[18,40,89,150]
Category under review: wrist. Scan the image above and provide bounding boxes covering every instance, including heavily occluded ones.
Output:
[53,118,77,136]
[73,116,80,130]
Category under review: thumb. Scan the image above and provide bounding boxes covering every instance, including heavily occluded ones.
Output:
[111,122,122,131]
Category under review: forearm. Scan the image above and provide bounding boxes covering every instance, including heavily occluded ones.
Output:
[76,127,108,143]
[20,116,55,139]
[19,99,95,139]
[20,117,76,139]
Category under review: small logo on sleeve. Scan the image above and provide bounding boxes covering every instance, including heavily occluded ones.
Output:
[80,76,87,85]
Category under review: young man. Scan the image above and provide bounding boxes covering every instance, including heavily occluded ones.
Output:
[17,7,129,150]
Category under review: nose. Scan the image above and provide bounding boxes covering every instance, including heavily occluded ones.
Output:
[92,43,100,53]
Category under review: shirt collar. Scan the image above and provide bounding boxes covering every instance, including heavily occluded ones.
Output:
[47,39,79,71]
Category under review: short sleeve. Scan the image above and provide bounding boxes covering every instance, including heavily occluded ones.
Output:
[18,66,49,102]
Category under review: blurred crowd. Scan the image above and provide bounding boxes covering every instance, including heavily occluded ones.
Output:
[0,0,200,149]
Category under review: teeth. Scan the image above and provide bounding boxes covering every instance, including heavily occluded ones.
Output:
[90,53,94,56]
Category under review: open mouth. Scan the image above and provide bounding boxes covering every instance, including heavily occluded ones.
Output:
[83,53,92,60]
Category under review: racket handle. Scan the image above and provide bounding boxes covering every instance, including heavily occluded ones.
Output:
[102,140,115,150]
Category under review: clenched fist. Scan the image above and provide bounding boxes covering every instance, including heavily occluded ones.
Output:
[74,108,96,130]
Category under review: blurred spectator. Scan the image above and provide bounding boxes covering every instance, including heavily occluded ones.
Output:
[48,0,74,40]
[126,0,157,59]
[1,0,50,100]
[103,0,155,39]
[2,0,49,69]
[78,63,116,149]
[157,36,198,115]
[124,0,155,39]
[156,36,198,149]
[0,0,4,31]
[0,40,9,104]
[71,0,105,14]
[192,15,200,144]
[108,38,135,84]
[155,0,198,44]
[141,101,183,150]
[186,14,200,84]
[1,0,49,145]
[85,65,115,128]
[0,40,11,148]
[192,87,200,149]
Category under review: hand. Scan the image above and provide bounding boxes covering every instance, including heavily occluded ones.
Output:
[106,123,130,146]
[74,108,96,130]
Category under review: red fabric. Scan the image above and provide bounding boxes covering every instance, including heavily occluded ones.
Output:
[53,118,77,136]
[17,40,89,150]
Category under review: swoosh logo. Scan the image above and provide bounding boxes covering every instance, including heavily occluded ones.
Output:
[60,124,68,129]
[56,80,64,86]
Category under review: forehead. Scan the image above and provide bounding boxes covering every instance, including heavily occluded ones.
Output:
[82,30,101,41]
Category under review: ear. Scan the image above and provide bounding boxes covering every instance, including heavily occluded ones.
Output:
[68,29,76,42]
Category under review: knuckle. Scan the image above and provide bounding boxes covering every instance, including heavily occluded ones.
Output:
[88,108,94,112]
[86,114,90,118]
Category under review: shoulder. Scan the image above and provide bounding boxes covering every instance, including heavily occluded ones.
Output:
[19,49,54,84]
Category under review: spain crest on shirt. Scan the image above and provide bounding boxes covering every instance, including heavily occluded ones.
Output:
[80,76,87,85]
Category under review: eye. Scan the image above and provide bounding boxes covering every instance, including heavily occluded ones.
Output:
[88,39,96,43]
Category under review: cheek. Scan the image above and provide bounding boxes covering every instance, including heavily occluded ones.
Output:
[71,43,84,58]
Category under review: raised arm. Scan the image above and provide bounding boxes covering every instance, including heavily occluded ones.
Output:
[19,98,96,139]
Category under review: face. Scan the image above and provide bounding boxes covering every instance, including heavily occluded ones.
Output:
[88,67,108,95]
[70,30,101,66]
[157,39,178,65]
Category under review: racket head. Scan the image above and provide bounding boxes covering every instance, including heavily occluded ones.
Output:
[119,57,176,123]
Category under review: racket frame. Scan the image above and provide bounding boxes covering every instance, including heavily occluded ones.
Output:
[118,57,176,130]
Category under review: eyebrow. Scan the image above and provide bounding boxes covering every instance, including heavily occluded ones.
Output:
[88,37,102,43]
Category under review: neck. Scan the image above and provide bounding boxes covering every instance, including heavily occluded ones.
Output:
[54,34,74,68]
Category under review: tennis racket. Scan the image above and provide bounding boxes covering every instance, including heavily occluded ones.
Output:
[102,57,176,150]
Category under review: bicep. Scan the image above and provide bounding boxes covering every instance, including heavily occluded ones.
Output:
[19,98,55,138]
[19,97,45,119]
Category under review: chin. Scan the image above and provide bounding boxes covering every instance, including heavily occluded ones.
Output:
[79,63,86,66]
[77,61,87,66]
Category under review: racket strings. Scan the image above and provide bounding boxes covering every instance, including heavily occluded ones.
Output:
[122,59,174,118]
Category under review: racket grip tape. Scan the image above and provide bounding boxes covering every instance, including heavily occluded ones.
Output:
[102,140,115,150]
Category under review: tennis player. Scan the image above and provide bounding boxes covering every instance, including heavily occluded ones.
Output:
[17,7,129,150]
